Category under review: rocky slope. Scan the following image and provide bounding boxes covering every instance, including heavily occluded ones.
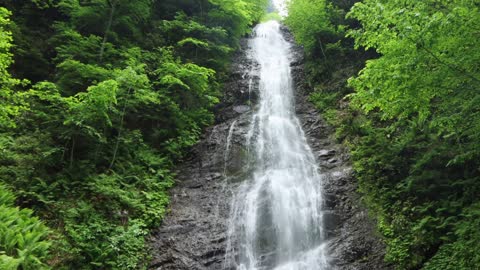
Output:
[148,26,391,270]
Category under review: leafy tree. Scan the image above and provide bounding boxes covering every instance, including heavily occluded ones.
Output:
[288,0,480,269]
[285,0,337,54]
[159,13,232,70]
[0,7,24,129]
[57,0,153,59]
[345,2,480,268]
[0,0,266,268]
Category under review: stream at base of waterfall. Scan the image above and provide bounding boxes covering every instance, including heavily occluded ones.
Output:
[223,20,330,270]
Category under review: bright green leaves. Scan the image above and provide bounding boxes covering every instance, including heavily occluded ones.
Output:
[53,26,117,65]
[289,0,480,268]
[346,0,480,184]
[347,0,480,123]
[0,184,51,270]
[177,37,210,49]
[285,0,351,81]
[1,0,267,268]
[0,8,13,74]
[150,50,218,158]
[208,0,268,38]
[65,80,118,140]
[0,8,26,130]
[160,74,191,91]
[56,60,111,96]
[343,1,480,268]
[158,60,217,108]
[285,0,337,54]
[157,0,267,70]
[347,54,436,122]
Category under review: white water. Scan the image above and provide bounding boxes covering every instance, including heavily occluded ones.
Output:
[224,120,238,176]
[272,0,288,17]
[225,21,329,270]
[216,119,238,221]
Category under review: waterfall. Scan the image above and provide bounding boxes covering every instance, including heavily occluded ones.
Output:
[225,21,330,270]
[224,120,238,177]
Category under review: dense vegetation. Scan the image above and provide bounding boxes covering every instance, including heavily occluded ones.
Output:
[286,0,480,269]
[3,0,479,268]
[0,0,266,268]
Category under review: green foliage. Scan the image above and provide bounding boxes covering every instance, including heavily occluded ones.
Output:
[309,89,339,113]
[0,7,25,129]
[422,203,480,270]
[52,25,119,66]
[0,0,266,268]
[345,1,480,267]
[0,184,52,270]
[285,0,363,82]
[289,0,480,269]
[159,13,233,71]
[58,0,153,41]
[347,0,480,122]
[285,0,337,53]
[261,12,282,22]
[208,0,268,39]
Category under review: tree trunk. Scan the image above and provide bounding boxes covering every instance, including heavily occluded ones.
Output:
[99,0,118,62]
[69,136,75,169]
[109,87,132,170]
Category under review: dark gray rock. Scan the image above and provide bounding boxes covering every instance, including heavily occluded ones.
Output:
[318,149,336,159]
[233,105,251,114]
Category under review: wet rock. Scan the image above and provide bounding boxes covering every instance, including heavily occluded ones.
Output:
[328,158,338,164]
[318,149,336,159]
[233,105,251,114]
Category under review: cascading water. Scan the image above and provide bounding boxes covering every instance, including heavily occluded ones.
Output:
[224,120,238,176]
[225,20,330,270]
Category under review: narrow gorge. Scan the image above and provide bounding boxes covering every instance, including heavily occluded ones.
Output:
[149,20,388,270]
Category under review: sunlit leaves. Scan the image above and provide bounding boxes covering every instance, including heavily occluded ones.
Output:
[208,0,268,38]
[177,37,210,49]
[156,50,217,110]
[347,0,480,123]
[285,0,337,53]
[0,8,26,130]
[64,80,118,141]
[345,0,480,268]
[347,0,480,167]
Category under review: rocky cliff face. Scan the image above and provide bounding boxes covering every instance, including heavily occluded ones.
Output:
[148,26,391,270]
[148,37,258,270]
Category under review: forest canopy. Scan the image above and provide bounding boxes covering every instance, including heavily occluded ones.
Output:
[0,0,266,268]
